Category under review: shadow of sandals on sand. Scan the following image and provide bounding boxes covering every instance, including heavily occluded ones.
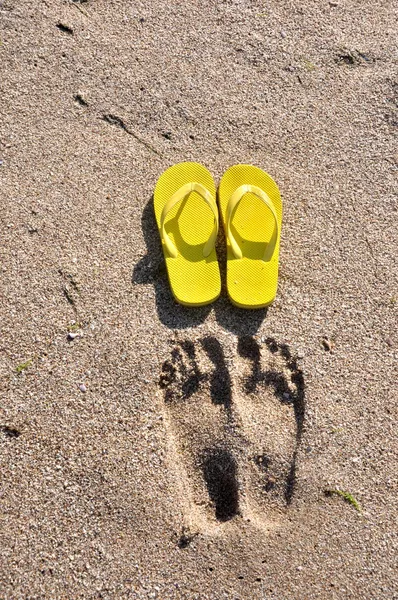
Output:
[132,198,267,334]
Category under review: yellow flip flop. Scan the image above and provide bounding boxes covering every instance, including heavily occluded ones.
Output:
[218,164,282,308]
[154,162,221,306]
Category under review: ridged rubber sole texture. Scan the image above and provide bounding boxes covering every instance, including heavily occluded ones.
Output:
[154,162,221,306]
[218,164,283,309]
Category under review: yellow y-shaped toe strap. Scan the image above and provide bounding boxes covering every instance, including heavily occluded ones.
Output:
[160,182,219,258]
[226,184,279,261]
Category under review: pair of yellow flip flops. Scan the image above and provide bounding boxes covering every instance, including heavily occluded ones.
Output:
[153,163,282,309]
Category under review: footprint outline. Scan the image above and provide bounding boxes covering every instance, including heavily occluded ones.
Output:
[160,335,305,528]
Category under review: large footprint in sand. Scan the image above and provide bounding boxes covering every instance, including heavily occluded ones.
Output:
[159,336,305,534]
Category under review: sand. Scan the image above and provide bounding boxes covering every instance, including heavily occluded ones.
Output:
[1,0,397,598]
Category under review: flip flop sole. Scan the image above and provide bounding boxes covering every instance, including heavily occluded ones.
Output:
[154,162,221,306]
[218,164,283,308]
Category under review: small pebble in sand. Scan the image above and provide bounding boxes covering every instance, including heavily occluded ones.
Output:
[79,383,87,393]
[322,337,334,351]
[283,392,290,400]
[280,30,287,39]
[68,332,78,340]
[385,337,393,347]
